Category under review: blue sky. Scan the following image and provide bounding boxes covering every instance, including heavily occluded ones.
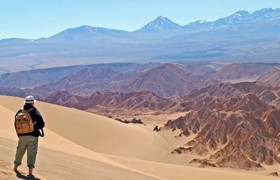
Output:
[1,0,280,39]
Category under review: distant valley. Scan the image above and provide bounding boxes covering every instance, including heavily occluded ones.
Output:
[1,61,278,99]
[1,8,280,74]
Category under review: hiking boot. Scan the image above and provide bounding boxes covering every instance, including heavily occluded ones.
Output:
[27,174,35,179]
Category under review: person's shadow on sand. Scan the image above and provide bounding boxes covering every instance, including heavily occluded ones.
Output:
[15,170,41,180]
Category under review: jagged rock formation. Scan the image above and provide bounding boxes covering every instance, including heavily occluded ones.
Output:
[162,84,280,169]
[171,82,280,112]
[115,118,145,125]
[44,91,174,114]
[164,109,280,169]
[189,159,217,168]
[269,172,279,176]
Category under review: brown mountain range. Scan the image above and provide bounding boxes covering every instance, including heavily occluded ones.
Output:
[256,66,280,87]
[33,67,127,97]
[119,63,216,98]
[29,63,216,99]
[44,91,175,117]
[211,63,278,82]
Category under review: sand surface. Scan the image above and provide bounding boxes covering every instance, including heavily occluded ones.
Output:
[0,95,279,180]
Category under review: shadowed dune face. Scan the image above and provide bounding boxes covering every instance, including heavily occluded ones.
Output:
[38,103,171,161]
[0,96,163,180]
[0,95,172,160]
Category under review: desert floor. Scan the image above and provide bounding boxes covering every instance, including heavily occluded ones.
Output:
[0,95,279,180]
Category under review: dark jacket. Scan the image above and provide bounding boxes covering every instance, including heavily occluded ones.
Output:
[15,104,45,137]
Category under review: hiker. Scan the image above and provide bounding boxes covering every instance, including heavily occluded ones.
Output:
[13,95,45,177]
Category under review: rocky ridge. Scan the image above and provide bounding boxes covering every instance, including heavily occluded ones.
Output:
[160,82,280,169]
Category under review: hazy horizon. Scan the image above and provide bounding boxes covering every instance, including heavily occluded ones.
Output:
[1,0,280,39]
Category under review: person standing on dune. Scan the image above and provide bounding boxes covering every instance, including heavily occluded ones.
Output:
[13,95,45,178]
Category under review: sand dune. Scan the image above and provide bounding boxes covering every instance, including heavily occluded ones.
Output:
[0,96,162,180]
[0,95,278,180]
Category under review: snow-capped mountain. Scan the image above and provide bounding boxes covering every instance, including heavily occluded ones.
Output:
[183,8,280,31]
[137,16,182,33]
[214,10,251,25]
[135,8,280,33]
[182,19,211,31]
[251,8,280,21]
[214,8,280,25]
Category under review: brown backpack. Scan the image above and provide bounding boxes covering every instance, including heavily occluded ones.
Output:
[15,108,36,135]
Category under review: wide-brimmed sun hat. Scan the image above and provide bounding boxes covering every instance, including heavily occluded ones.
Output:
[25,95,36,104]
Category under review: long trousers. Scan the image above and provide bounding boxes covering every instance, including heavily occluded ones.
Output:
[14,136,38,169]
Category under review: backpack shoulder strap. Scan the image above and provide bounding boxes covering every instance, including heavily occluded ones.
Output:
[27,108,35,113]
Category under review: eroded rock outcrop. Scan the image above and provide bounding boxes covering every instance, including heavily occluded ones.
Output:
[162,94,280,169]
